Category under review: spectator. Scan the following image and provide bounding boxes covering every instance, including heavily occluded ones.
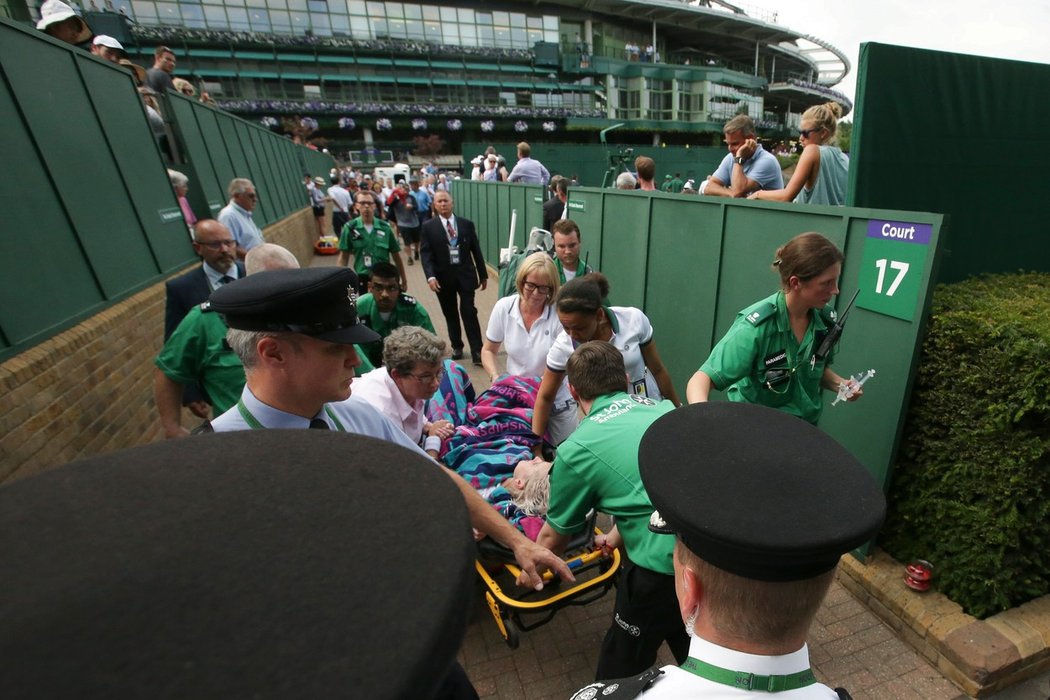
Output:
[308,176,327,238]
[146,46,176,94]
[482,154,499,182]
[409,176,432,224]
[470,155,484,181]
[634,156,656,190]
[614,172,637,190]
[387,181,422,264]
[36,0,91,45]
[701,114,784,198]
[217,178,265,258]
[749,102,849,206]
[327,174,352,238]
[90,35,126,63]
[506,142,550,185]
[167,169,197,229]
[542,175,568,232]
[118,58,147,86]
[171,77,196,98]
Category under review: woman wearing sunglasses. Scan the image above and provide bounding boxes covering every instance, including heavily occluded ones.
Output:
[686,232,861,425]
[749,102,850,206]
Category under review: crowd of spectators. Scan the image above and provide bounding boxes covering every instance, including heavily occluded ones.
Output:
[777,78,852,112]
[130,25,534,61]
[218,99,604,119]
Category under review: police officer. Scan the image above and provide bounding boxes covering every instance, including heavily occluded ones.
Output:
[570,402,886,699]
[205,266,573,593]
[686,232,862,425]
[536,341,689,680]
[337,190,408,295]
[0,430,478,699]
[355,261,436,367]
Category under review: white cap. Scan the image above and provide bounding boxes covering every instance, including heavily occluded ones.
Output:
[36,0,90,43]
[92,34,125,51]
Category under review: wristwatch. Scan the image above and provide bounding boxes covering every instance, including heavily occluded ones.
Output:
[734,156,746,165]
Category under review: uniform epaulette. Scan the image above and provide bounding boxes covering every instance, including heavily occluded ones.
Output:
[199,301,214,312]
[569,668,664,700]
[398,294,418,306]
[742,300,777,326]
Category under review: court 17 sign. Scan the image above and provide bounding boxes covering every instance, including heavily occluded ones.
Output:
[856,220,931,322]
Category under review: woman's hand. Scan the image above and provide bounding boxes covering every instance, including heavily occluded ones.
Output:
[426,420,454,440]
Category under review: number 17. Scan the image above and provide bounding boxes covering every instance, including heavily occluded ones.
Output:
[874,259,909,297]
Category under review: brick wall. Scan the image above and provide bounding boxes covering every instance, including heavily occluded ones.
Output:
[0,208,318,485]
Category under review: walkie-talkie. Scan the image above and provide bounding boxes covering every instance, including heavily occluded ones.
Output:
[813,289,860,362]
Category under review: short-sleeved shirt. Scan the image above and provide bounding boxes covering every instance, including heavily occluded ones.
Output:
[154,304,245,414]
[546,306,660,399]
[217,201,265,252]
[699,291,835,425]
[351,367,426,444]
[211,386,427,458]
[485,295,562,377]
[356,292,435,367]
[328,185,352,214]
[711,144,784,192]
[545,392,676,574]
[338,217,399,277]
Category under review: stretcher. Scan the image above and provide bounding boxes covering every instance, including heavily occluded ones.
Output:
[475,513,621,649]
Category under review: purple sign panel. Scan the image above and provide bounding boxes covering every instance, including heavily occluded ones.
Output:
[867,220,933,245]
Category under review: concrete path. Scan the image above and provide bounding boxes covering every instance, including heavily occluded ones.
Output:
[311,247,1049,699]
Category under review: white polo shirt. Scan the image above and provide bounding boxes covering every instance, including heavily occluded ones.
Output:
[546,306,661,399]
[485,295,562,376]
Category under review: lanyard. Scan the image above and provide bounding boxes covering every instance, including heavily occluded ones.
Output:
[680,657,816,692]
[236,398,347,432]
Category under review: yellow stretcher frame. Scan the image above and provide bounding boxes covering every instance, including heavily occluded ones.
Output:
[474,526,622,649]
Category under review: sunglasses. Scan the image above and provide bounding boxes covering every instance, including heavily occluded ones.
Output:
[799,127,823,138]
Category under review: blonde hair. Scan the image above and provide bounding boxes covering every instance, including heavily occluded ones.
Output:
[800,102,843,142]
[505,472,551,516]
[515,252,559,300]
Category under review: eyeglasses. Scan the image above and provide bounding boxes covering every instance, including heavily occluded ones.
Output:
[369,282,400,293]
[196,239,236,250]
[799,127,823,138]
[404,368,446,383]
[522,281,553,295]
[356,201,374,206]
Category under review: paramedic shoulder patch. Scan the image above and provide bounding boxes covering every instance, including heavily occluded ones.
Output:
[569,668,664,700]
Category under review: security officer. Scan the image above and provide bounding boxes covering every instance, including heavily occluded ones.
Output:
[536,340,689,681]
[355,261,436,367]
[337,190,408,295]
[570,402,886,699]
[205,266,573,594]
[685,232,862,425]
[0,430,478,699]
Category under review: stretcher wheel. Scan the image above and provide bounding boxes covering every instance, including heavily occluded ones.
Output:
[503,618,520,650]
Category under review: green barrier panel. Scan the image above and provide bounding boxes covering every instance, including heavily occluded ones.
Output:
[451,181,948,551]
[193,107,238,213]
[849,42,1049,281]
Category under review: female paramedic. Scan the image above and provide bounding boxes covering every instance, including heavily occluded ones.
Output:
[685,232,862,425]
[531,273,680,446]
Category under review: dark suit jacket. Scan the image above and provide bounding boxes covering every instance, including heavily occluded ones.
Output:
[542,196,565,233]
[420,215,487,291]
[163,262,245,340]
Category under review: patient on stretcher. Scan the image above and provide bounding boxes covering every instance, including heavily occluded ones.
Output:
[481,457,552,541]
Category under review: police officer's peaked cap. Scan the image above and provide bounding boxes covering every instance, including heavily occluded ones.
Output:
[640,403,885,582]
[0,431,474,699]
[210,266,380,344]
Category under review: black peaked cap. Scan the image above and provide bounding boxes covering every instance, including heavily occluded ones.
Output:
[209,266,380,344]
[639,402,885,582]
[0,430,474,699]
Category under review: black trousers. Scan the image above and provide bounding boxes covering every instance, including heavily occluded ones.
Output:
[331,211,349,237]
[595,562,689,681]
[436,281,482,354]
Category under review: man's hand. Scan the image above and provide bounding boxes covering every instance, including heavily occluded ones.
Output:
[428,278,441,293]
[736,138,758,160]
[512,539,575,590]
[186,400,212,420]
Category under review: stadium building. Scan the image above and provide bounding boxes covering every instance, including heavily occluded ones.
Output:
[19,0,851,154]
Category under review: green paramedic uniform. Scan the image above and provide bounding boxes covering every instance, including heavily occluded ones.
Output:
[699,290,837,425]
[554,257,595,285]
[338,216,400,278]
[355,292,436,367]
[154,303,246,414]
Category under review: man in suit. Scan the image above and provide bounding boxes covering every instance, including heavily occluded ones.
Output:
[162,219,245,418]
[542,175,568,233]
[420,191,487,365]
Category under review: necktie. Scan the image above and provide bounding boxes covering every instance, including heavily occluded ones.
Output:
[309,418,329,430]
[219,275,235,285]
[445,219,457,244]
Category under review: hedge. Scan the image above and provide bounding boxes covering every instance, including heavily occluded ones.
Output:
[882,272,1050,619]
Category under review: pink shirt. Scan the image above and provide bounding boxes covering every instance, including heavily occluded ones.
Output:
[351,368,425,444]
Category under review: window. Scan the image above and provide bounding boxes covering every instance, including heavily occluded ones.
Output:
[248,7,270,30]
[304,84,322,97]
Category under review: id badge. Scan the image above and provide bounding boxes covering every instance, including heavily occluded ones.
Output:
[449,246,461,265]
[363,254,373,268]
[631,377,648,396]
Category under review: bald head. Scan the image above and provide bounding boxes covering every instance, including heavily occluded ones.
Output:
[245,244,300,275]
[192,219,236,273]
